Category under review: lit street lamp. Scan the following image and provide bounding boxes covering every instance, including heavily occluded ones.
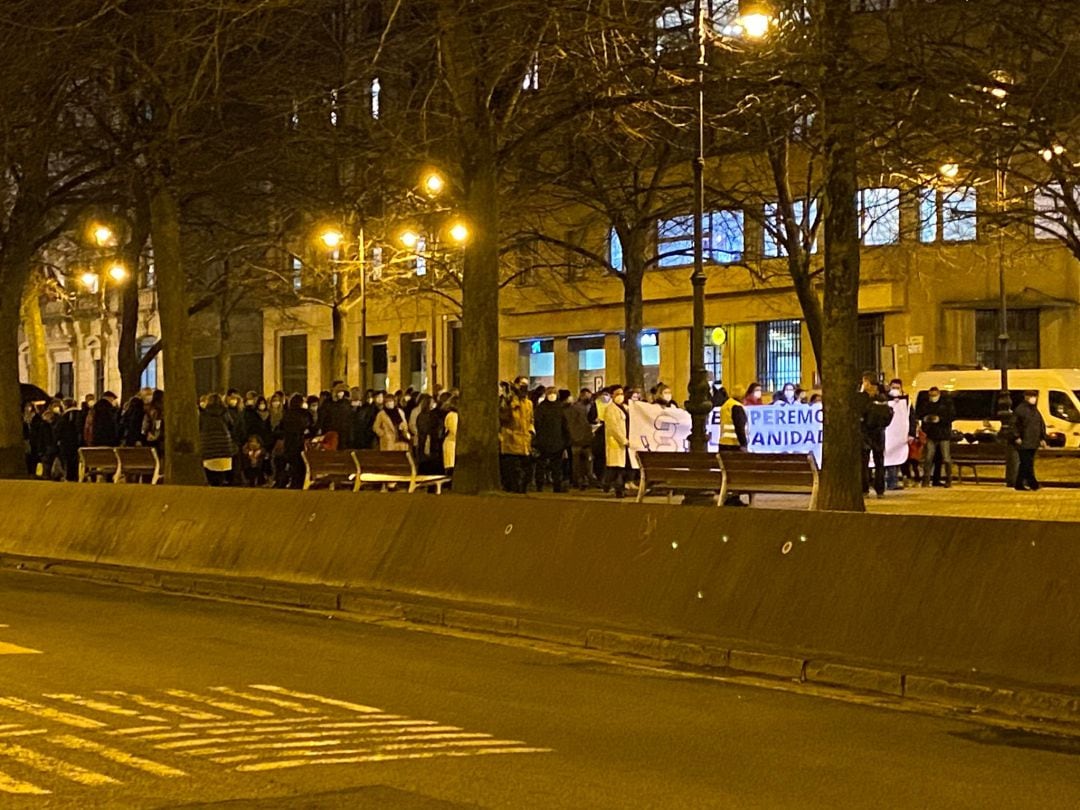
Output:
[320,226,369,387]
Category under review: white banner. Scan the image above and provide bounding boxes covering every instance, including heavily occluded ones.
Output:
[629,399,911,469]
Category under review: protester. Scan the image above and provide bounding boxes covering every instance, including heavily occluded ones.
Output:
[278,393,311,489]
[603,386,630,499]
[199,393,237,486]
[499,376,534,493]
[859,377,892,498]
[374,393,410,451]
[533,386,568,493]
[1013,390,1048,491]
[566,389,597,490]
[743,382,764,406]
[916,386,955,487]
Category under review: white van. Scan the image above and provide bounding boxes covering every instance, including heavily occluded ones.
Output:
[911,369,1080,448]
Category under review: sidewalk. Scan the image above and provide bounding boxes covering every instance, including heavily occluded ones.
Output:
[553,483,1080,523]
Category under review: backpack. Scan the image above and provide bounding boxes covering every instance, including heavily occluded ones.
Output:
[866,400,894,431]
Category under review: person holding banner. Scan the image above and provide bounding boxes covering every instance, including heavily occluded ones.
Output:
[603,387,631,499]
[860,379,893,498]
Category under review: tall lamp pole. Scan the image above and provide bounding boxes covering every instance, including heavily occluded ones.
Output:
[358,225,368,391]
[996,163,1009,398]
[686,0,713,454]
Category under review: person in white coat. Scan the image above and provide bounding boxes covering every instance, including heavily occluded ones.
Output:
[442,396,459,475]
[603,387,630,498]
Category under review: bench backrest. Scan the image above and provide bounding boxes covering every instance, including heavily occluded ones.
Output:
[718,452,818,488]
[637,451,722,474]
[115,447,158,473]
[79,447,118,471]
[951,443,1006,461]
[303,450,358,477]
[353,449,415,477]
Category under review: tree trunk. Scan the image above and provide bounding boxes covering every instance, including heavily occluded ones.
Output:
[621,244,646,390]
[789,263,824,371]
[452,134,502,495]
[817,0,864,512]
[150,179,203,485]
[20,281,48,391]
[0,284,26,477]
[117,174,152,400]
[217,326,232,393]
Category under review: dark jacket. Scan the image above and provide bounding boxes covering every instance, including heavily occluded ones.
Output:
[279,407,312,457]
[121,400,146,446]
[916,395,955,442]
[353,403,377,450]
[90,399,120,446]
[56,408,82,453]
[533,400,569,455]
[240,406,273,448]
[199,404,237,461]
[320,398,354,447]
[860,390,892,443]
[1013,401,1047,450]
[565,401,595,448]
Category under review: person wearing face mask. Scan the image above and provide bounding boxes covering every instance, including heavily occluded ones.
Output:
[498,376,534,492]
[268,394,285,431]
[777,383,797,406]
[603,387,631,498]
[883,379,907,490]
[565,389,597,490]
[374,394,411,452]
[1012,390,1047,491]
[277,393,312,489]
[241,395,273,451]
[743,383,764,407]
[655,385,676,409]
[916,386,955,487]
[533,387,569,493]
[592,388,612,486]
[353,390,378,451]
[859,378,892,499]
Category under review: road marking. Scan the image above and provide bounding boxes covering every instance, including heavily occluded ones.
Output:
[163,690,274,718]
[0,698,106,729]
[207,733,497,764]
[48,734,186,778]
[247,685,383,714]
[0,769,50,795]
[177,716,329,731]
[165,723,461,753]
[109,726,171,736]
[43,694,166,722]
[0,742,118,786]
[0,729,46,738]
[236,747,551,772]
[208,687,320,714]
[0,642,42,656]
[97,692,221,721]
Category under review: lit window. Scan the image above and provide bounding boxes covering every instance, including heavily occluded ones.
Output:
[1034,183,1079,241]
[657,210,744,267]
[329,89,339,127]
[858,187,901,246]
[370,78,381,119]
[756,319,802,392]
[919,186,977,243]
[415,236,427,276]
[764,199,819,258]
[290,256,302,291]
[640,331,660,367]
[609,228,624,273]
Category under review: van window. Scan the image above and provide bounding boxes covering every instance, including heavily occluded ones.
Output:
[1049,391,1080,423]
[915,389,996,420]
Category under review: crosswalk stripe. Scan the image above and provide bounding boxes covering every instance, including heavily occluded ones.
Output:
[163,691,275,718]
[246,685,383,714]
[0,768,49,795]
[205,732,497,762]
[0,729,46,738]
[110,726,171,736]
[0,698,106,729]
[97,692,221,721]
[48,735,187,778]
[208,687,321,714]
[43,694,167,722]
[178,717,329,731]
[0,742,118,786]
[0,642,42,656]
[235,746,551,772]
[163,724,461,753]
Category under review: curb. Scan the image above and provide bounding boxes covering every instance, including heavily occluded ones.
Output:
[4,553,1079,728]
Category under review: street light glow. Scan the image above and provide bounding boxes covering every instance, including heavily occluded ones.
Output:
[108,264,127,282]
[320,229,344,249]
[91,224,114,247]
[80,271,99,290]
[939,162,960,180]
[1040,144,1066,162]
[739,13,771,40]
[423,172,445,196]
[449,222,469,244]
[399,230,420,249]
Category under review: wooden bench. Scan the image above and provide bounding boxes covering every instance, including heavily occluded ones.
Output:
[302,450,359,491]
[636,451,725,505]
[78,447,118,483]
[352,450,450,494]
[950,442,1006,484]
[114,447,162,484]
[717,451,819,509]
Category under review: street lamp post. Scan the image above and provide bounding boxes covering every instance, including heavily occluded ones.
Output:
[322,227,368,389]
[686,0,712,454]
[996,163,1009,398]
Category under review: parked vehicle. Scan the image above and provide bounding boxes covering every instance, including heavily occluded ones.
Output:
[911,369,1080,448]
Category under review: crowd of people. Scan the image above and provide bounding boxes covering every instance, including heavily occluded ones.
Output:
[23,370,1047,495]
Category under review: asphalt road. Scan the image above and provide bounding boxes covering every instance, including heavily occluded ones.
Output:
[0,570,1077,809]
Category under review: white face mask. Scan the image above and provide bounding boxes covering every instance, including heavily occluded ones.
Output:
[660,392,671,402]
[929,395,940,403]
[889,388,902,398]
[600,394,611,404]
[352,400,361,407]
[613,394,625,405]
[1027,397,1037,406]
[337,392,347,400]
[545,394,557,402]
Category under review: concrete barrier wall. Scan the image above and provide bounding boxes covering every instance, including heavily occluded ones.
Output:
[1,481,1078,690]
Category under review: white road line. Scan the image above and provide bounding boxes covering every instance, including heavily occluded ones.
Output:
[0,698,106,729]
[208,733,497,763]
[177,717,329,731]
[0,730,46,738]
[0,769,50,795]
[163,690,275,718]
[139,732,199,742]
[0,642,42,656]
[162,724,463,753]
[0,742,119,786]
[43,694,167,722]
[208,687,321,714]
[313,720,436,730]
[96,692,221,721]
[48,734,187,778]
[109,726,171,736]
[235,747,551,772]
[246,685,383,714]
